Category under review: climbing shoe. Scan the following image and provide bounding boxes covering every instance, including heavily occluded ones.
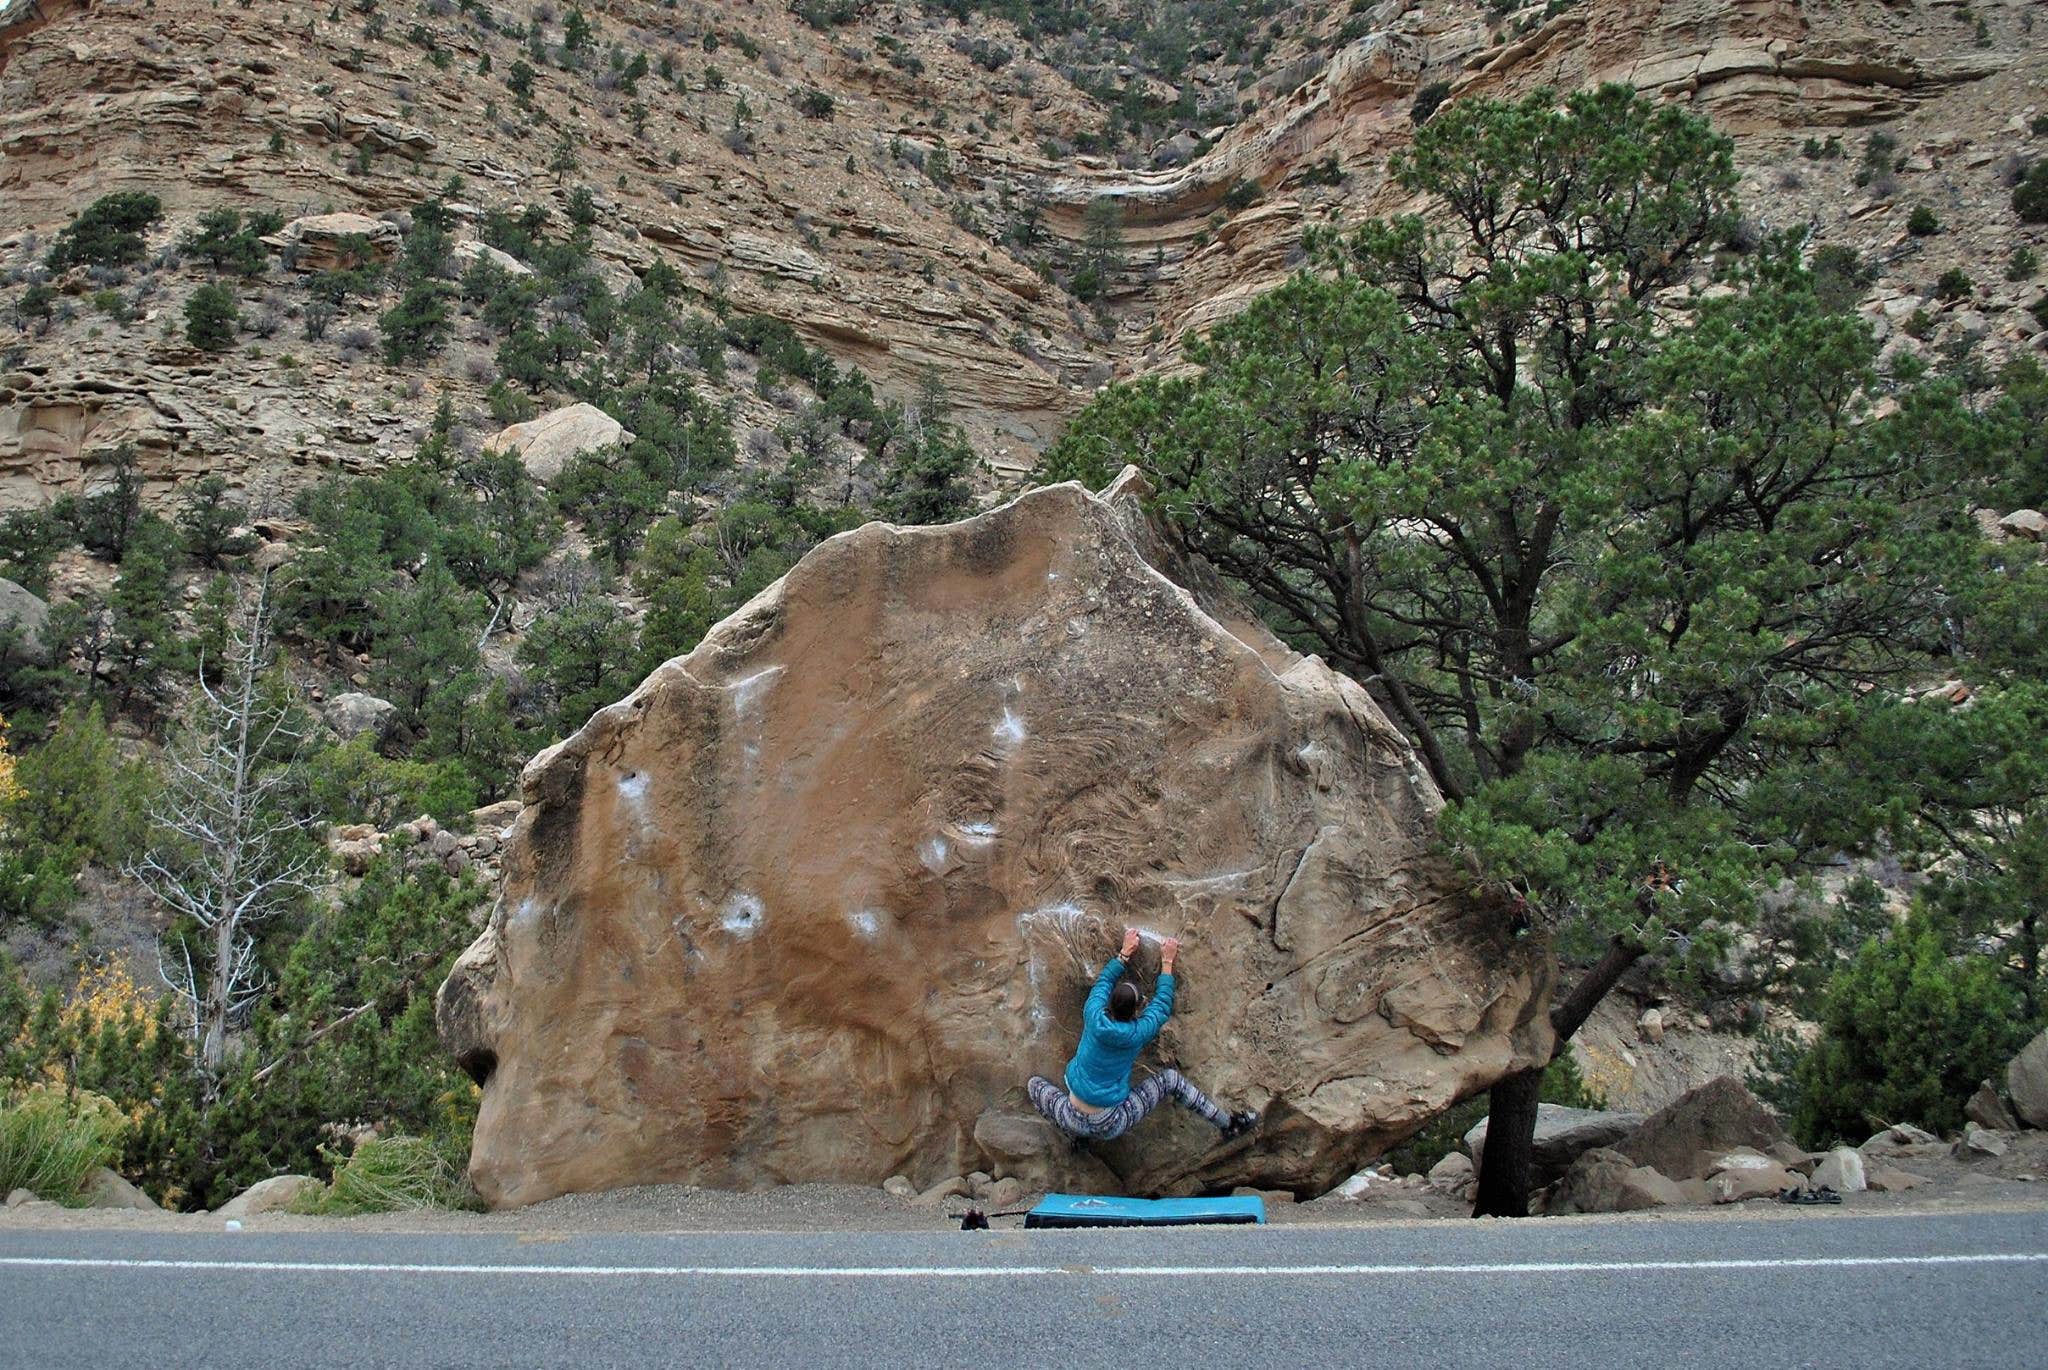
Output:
[1220,1110,1260,1142]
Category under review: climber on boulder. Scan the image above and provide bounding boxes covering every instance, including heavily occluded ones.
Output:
[1027,927,1259,1143]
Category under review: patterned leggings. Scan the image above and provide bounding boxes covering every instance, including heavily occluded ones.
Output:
[1028,1070,1229,1141]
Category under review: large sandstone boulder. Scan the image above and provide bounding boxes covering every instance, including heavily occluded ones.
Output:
[1464,1103,1644,1189]
[2008,1028,2048,1129]
[263,213,402,272]
[1612,1077,1791,1179]
[324,691,398,743]
[438,473,1553,1208]
[0,575,48,656]
[485,403,634,485]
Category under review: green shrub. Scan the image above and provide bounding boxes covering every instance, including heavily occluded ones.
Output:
[0,1087,125,1204]
[796,87,834,120]
[1906,204,1940,236]
[1811,243,1876,312]
[290,1134,473,1214]
[1220,178,1263,212]
[1790,912,2034,1147]
[46,193,162,270]
[182,208,285,277]
[378,282,452,363]
[2015,162,2048,224]
[1933,267,1975,301]
[1410,80,1452,125]
[184,283,240,351]
[2010,246,2039,282]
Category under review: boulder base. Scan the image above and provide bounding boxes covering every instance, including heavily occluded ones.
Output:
[439,476,1553,1207]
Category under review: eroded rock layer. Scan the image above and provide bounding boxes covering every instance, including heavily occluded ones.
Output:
[438,473,1551,1208]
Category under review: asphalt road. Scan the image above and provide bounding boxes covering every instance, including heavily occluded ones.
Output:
[3,1208,2044,1369]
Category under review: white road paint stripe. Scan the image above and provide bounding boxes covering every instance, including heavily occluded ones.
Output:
[2,1252,2045,1280]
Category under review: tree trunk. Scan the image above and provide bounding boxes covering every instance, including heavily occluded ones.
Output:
[1469,1064,1542,1217]
[1471,935,1647,1218]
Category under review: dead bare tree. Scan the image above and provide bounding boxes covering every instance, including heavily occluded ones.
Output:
[129,574,319,1089]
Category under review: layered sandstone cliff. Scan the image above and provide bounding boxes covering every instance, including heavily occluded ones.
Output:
[2,0,2041,511]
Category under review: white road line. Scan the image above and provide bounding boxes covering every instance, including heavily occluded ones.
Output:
[2,1253,2045,1280]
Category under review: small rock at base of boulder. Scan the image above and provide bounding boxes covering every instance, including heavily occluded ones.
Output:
[1861,1122,1940,1153]
[2008,1028,2048,1129]
[1770,1141,1818,1174]
[1965,1080,2022,1133]
[83,1167,159,1211]
[4,1187,34,1208]
[1953,1124,2010,1159]
[1427,1151,1475,1192]
[1637,1007,1665,1044]
[983,1177,1031,1211]
[1331,1168,1403,1201]
[1613,1077,1791,1180]
[217,1174,321,1218]
[1544,1148,1688,1215]
[1810,1147,1867,1194]
[1708,1160,1800,1203]
[1864,1166,1929,1193]
[881,1175,916,1198]
[915,1176,972,1207]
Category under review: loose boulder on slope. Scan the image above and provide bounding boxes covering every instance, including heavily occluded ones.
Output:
[438,472,1553,1208]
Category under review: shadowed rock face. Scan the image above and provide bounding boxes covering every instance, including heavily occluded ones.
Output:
[438,473,1553,1208]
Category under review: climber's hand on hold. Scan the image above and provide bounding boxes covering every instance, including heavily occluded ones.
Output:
[1160,938,1180,974]
[1120,928,1142,960]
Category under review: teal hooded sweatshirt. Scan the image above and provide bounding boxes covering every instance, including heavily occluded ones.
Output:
[1062,955,1177,1108]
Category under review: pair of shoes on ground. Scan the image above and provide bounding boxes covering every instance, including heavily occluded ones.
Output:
[1777,1185,1842,1205]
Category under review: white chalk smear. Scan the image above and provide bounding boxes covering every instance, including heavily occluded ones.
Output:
[846,909,882,940]
[724,666,783,713]
[617,772,649,803]
[992,708,1027,749]
[721,893,764,937]
[918,835,951,872]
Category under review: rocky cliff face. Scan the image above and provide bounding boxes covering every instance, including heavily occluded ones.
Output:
[2,0,2041,510]
[436,474,1553,1207]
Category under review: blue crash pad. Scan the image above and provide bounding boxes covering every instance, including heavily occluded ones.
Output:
[1024,1193,1266,1228]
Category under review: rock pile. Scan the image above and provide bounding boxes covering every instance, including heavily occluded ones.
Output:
[1439,1047,2048,1216]
[329,800,519,885]
[438,474,1555,1208]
